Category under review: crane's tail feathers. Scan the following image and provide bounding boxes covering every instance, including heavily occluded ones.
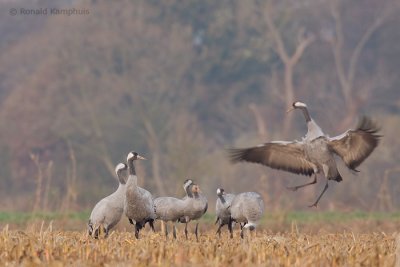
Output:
[87,220,93,236]
[244,222,257,231]
[334,173,343,182]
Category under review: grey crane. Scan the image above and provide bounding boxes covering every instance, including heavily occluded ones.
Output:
[229,101,381,207]
[229,192,264,239]
[87,162,128,238]
[153,179,194,239]
[124,151,156,239]
[215,188,235,238]
[181,183,208,241]
[154,196,186,239]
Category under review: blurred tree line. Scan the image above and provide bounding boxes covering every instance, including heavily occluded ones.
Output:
[0,0,399,212]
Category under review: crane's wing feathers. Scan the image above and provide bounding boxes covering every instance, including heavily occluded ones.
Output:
[328,116,381,170]
[228,141,315,176]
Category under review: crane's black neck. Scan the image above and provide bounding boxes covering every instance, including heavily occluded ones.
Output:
[185,185,193,198]
[300,107,312,122]
[218,195,226,204]
[117,171,126,184]
[193,191,200,198]
[127,159,136,176]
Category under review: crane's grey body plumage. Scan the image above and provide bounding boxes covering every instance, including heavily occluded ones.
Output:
[215,188,235,237]
[125,184,156,223]
[154,197,186,222]
[154,195,187,239]
[88,163,127,238]
[229,101,380,207]
[230,192,264,238]
[124,151,156,238]
[216,194,235,226]
[183,192,208,220]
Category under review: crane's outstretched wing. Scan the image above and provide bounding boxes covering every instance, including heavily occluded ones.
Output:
[228,141,315,176]
[328,116,381,171]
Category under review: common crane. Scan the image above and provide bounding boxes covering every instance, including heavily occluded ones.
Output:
[230,192,264,239]
[181,183,208,241]
[215,188,235,238]
[124,151,156,239]
[153,179,193,239]
[87,163,128,238]
[229,101,381,207]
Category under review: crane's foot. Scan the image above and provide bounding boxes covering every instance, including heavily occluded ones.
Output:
[308,180,329,208]
[287,174,318,192]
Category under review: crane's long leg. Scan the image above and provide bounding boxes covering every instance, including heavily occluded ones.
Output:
[184,222,188,240]
[105,226,109,238]
[94,227,99,239]
[135,223,142,239]
[149,219,155,232]
[287,174,317,191]
[309,180,329,208]
[173,222,177,239]
[87,221,93,237]
[216,223,223,237]
[228,220,233,239]
[163,221,168,238]
[195,222,199,242]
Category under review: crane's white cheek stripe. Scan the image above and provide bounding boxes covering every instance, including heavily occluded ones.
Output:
[295,102,307,108]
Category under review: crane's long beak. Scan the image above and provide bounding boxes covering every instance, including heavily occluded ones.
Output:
[138,155,147,160]
[286,107,295,113]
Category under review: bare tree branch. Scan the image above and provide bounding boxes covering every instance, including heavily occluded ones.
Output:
[265,1,315,136]
[249,103,268,141]
[290,33,316,66]
[329,0,394,109]
[265,1,289,64]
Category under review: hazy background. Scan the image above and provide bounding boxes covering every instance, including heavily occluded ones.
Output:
[0,0,399,213]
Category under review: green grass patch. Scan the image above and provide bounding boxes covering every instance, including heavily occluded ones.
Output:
[0,210,399,225]
[262,210,400,224]
[0,211,90,225]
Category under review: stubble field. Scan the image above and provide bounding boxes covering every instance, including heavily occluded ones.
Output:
[1,218,400,266]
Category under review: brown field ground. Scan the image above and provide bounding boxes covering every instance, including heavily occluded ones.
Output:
[1,219,400,266]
